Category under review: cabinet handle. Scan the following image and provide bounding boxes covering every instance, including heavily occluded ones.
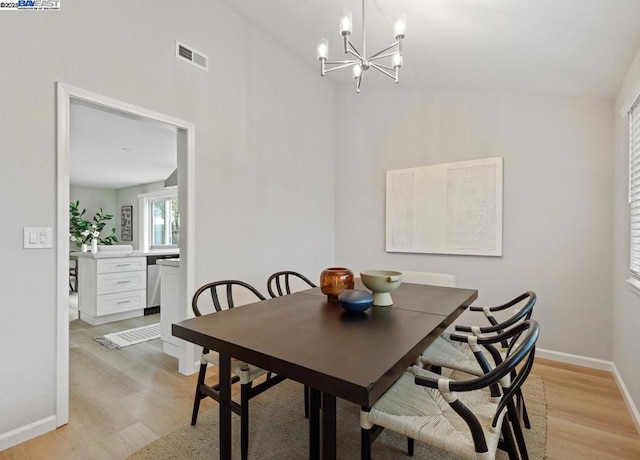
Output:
[117,300,131,304]
[116,280,131,284]
[116,264,131,267]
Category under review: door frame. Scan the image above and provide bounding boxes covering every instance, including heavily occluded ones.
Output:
[56,82,197,427]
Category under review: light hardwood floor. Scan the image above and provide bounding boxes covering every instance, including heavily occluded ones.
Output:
[2,317,640,459]
[535,358,640,459]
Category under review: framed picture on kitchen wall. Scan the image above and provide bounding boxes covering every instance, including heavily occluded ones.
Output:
[121,205,133,241]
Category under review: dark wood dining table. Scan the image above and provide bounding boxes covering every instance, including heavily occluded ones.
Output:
[173,280,477,459]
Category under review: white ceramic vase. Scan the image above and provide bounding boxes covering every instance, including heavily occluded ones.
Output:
[81,243,88,253]
[91,239,98,253]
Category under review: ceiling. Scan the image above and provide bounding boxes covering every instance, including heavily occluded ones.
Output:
[68,1,640,188]
[70,100,177,190]
[220,0,640,99]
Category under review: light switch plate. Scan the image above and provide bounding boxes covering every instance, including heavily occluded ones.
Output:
[24,227,53,249]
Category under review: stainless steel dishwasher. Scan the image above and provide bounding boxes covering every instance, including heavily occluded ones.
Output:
[146,255,178,314]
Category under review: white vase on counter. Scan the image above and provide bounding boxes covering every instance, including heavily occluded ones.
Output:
[91,239,98,253]
[81,243,88,253]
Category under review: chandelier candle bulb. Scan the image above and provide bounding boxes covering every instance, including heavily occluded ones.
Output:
[340,10,352,36]
[317,39,329,60]
[353,63,363,79]
[393,13,407,39]
[392,54,403,69]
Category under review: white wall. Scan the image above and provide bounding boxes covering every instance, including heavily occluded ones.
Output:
[334,85,613,359]
[69,185,117,247]
[0,0,335,445]
[613,45,640,412]
[114,181,165,250]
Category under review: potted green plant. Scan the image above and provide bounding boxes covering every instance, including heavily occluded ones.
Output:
[69,200,118,249]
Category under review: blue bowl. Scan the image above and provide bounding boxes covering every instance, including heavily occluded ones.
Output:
[338,290,374,314]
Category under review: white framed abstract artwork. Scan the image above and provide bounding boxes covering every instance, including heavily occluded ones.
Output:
[386,157,503,256]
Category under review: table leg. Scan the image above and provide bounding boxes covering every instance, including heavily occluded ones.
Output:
[322,392,337,460]
[309,387,321,460]
[219,352,232,459]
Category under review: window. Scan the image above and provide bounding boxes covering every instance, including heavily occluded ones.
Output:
[139,190,179,250]
[150,196,179,248]
[630,100,640,276]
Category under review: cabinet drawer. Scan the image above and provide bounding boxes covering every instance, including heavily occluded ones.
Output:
[97,290,146,316]
[97,257,146,274]
[97,270,146,295]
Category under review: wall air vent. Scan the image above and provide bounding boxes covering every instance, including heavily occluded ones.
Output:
[175,40,209,72]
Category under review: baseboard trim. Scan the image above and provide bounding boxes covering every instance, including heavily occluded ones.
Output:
[536,348,614,371]
[612,363,640,435]
[0,415,56,452]
[537,348,640,434]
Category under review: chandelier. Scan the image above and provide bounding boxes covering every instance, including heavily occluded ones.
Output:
[316,0,407,93]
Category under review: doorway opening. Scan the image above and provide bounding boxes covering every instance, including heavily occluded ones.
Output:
[56,83,196,427]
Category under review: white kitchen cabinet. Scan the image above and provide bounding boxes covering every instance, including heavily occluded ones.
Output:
[78,256,147,325]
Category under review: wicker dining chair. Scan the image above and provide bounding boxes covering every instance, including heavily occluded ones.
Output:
[401,270,456,288]
[267,270,317,298]
[422,291,536,369]
[266,270,317,418]
[190,280,286,460]
[361,320,540,460]
[420,291,536,430]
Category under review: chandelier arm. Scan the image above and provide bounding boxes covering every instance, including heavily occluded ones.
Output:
[370,63,397,80]
[369,52,399,62]
[324,61,359,73]
[347,40,364,60]
[368,42,399,60]
[371,63,396,71]
[347,48,364,61]
[325,59,360,65]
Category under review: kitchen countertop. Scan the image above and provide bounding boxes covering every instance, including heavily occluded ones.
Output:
[71,248,179,259]
[157,258,180,267]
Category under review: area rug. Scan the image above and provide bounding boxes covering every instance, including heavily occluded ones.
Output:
[129,375,547,459]
[94,323,160,350]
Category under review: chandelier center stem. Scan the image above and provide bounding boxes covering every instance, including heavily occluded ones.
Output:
[362,0,366,58]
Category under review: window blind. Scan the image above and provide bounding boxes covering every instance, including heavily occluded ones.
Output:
[630,100,640,275]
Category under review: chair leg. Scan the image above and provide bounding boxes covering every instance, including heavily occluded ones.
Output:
[500,417,519,460]
[241,383,250,460]
[407,437,415,456]
[191,363,207,425]
[519,391,532,429]
[304,384,310,419]
[361,427,372,460]
[508,400,529,460]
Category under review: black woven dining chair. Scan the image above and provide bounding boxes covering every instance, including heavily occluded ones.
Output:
[267,270,317,298]
[266,270,317,418]
[420,291,537,430]
[190,280,286,460]
[361,320,540,460]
